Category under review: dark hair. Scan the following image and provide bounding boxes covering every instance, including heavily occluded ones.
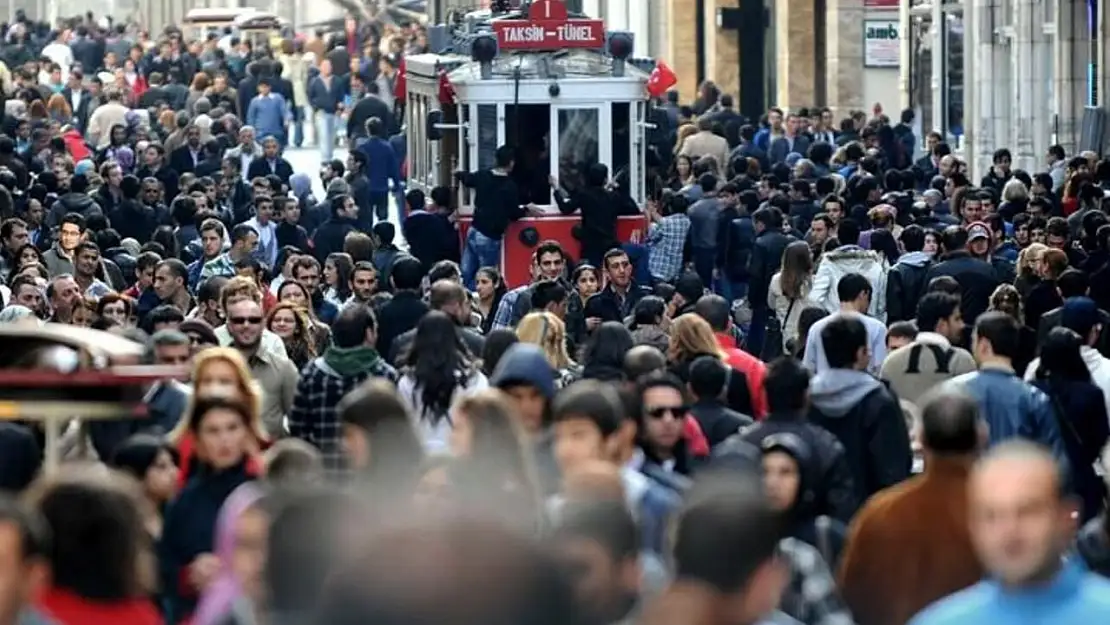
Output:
[1057,269,1090,298]
[551,380,625,438]
[332,303,378,349]
[404,311,475,424]
[580,322,634,378]
[887,320,918,343]
[531,280,567,311]
[187,395,252,434]
[900,224,925,253]
[928,275,961,295]
[693,294,731,332]
[632,295,666,327]
[552,500,638,562]
[915,292,961,333]
[974,311,1021,361]
[108,434,178,480]
[821,315,868,369]
[763,357,809,413]
[836,218,860,246]
[689,355,728,400]
[338,379,424,480]
[480,329,519,377]
[837,273,872,303]
[1035,327,1092,383]
[919,392,981,454]
[390,256,424,290]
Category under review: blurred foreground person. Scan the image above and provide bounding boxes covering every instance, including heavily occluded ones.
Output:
[909,441,1110,624]
[314,518,578,625]
[0,495,52,625]
[27,467,161,625]
[838,392,985,625]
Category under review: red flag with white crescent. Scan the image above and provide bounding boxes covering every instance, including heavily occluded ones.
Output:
[646,60,678,98]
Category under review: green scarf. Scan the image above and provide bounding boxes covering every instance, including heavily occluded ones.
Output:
[323,345,383,376]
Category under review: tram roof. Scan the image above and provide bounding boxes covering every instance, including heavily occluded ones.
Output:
[405,49,649,83]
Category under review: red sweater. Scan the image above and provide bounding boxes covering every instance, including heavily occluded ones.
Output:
[715,333,769,419]
[38,588,161,625]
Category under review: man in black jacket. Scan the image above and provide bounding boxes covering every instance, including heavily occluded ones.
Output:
[925,225,1000,325]
[1037,269,1110,356]
[312,191,359,262]
[389,279,485,366]
[375,256,430,359]
[887,224,932,323]
[688,355,752,448]
[746,205,795,355]
[347,82,396,143]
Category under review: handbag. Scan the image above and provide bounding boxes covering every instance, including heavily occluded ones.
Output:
[760,298,795,362]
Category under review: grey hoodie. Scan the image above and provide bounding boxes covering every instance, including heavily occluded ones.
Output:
[809,369,883,417]
[895,250,932,268]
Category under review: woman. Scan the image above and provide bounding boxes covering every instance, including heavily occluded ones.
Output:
[987,284,1038,376]
[191,484,272,625]
[45,93,73,125]
[29,468,161,625]
[14,243,45,269]
[566,263,600,348]
[71,297,97,327]
[480,329,519,377]
[1014,242,1048,299]
[187,73,211,114]
[97,293,135,327]
[629,295,670,353]
[160,396,262,624]
[109,434,179,541]
[668,313,754,416]
[922,228,941,257]
[1030,327,1110,522]
[579,321,634,382]
[276,280,331,349]
[667,154,695,191]
[451,390,544,533]
[768,240,814,358]
[323,252,353,307]
[1024,247,1067,330]
[266,302,317,370]
[168,349,268,488]
[517,312,579,387]
[398,311,489,453]
[99,125,136,174]
[475,266,506,334]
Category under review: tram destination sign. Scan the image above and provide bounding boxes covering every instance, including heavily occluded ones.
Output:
[492,0,605,50]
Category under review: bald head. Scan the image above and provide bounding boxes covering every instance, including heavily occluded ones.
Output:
[973,440,1063,499]
[623,345,666,382]
[920,390,981,455]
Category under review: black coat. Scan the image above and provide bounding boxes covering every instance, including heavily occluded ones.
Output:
[1024,279,1063,331]
[135,164,181,203]
[689,399,753,448]
[554,184,638,266]
[60,87,94,134]
[747,227,795,309]
[311,215,358,263]
[1038,305,1110,358]
[925,251,1000,324]
[169,145,205,175]
[1033,378,1109,521]
[347,95,396,139]
[246,156,294,186]
[375,290,430,358]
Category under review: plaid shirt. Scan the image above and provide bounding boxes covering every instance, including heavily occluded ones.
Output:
[647,214,690,282]
[491,284,529,330]
[200,253,237,281]
[778,537,854,625]
[287,354,398,472]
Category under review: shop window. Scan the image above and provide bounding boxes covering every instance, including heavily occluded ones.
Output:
[943,11,964,141]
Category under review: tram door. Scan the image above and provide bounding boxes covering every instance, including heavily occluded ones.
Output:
[550,103,611,198]
[505,104,552,206]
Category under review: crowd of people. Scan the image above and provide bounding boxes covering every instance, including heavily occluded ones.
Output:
[0,8,1109,625]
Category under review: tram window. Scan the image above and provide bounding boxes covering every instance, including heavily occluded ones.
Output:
[610,102,630,191]
[439,105,460,190]
[477,104,498,170]
[557,108,599,194]
[413,95,428,188]
[505,104,552,205]
[460,105,472,206]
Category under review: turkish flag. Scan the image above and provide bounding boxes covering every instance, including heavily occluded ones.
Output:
[438,69,457,105]
[395,56,407,102]
[646,60,678,98]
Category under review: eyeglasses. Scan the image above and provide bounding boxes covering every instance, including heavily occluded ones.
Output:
[228,316,263,325]
[646,405,689,420]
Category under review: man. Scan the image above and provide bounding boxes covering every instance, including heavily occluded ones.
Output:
[307,59,344,161]
[375,256,430,359]
[169,124,205,175]
[153,259,194,314]
[695,294,769,418]
[926,226,1000,325]
[247,136,293,187]
[225,296,298,438]
[245,78,290,149]
[881,292,977,406]
[9,275,44,317]
[1027,297,1110,413]
[225,127,263,182]
[244,196,279,270]
[686,173,720,287]
[839,392,986,625]
[47,174,102,229]
[768,113,812,165]
[0,218,29,282]
[1047,144,1068,191]
[587,249,652,323]
[944,312,1068,467]
[687,356,753,448]
[809,219,888,321]
[45,275,81,324]
[0,495,53,625]
[312,190,359,262]
[455,145,531,288]
[291,256,338,324]
[135,145,180,204]
[803,274,888,374]
[201,224,258,280]
[346,261,380,307]
[908,441,1110,624]
[809,314,912,504]
[1038,270,1110,355]
[678,117,728,179]
[493,241,568,330]
[290,303,398,471]
[390,280,485,365]
[886,225,933,323]
[641,469,801,625]
[746,206,796,355]
[187,219,226,292]
[358,117,402,225]
[61,69,92,135]
[72,242,112,298]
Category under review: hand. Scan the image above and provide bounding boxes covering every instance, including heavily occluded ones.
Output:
[586,317,602,330]
[188,553,221,591]
[525,203,544,217]
[548,175,557,187]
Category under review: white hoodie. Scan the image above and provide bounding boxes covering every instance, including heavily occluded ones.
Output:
[809,245,889,323]
[1025,345,1110,425]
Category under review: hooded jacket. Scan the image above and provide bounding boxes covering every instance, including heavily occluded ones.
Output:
[810,245,888,322]
[886,251,932,323]
[491,344,559,492]
[809,369,912,502]
[46,191,103,228]
[1078,515,1110,578]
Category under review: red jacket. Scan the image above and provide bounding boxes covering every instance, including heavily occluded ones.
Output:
[683,416,710,457]
[715,333,769,419]
[38,588,161,625]
[62,128,91,163]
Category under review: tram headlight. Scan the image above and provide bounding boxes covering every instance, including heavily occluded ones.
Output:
[471,33,499,64]
[606,31,634,61]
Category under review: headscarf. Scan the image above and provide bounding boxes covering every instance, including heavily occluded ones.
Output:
[0,305,39,325]
[191,483,266,625]
[289,172,312,199]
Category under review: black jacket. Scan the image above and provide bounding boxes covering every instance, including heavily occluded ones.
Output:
[748,227,795,309]
[403,210,460,274]
[886,257,932,323]
[1032,378,1109,522]
[1025,279,1063,331]
[1038,304,1110,357]
[347,95,397,139]
[737,411,859,522]
[925,250,1000,324]
[47,191,103,228]
[689,399,753,448]
[585,283,651,323]
[389,325,486,367]
[456,169,526,240]
[311,215,358,263]
[246,156,294,187]
[554,184,638,266]
[136,164,181,203]
[169,144,205,175]
[375,290,431,359]
[719,211,756,282]
[60,87,94,134]
[107,199,160,242]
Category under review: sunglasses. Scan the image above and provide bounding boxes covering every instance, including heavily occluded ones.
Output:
[229,316,263,325]
[646,405,689,420]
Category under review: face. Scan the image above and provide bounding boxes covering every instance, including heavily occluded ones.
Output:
[186,127,200,147]
[196,407,248,469]
[144,449,178,503]
[25,201,42,227]
[240,129,255,147]
[604,254,632,289]
[282,203,301,224]
[0,523,46,625]
[502,385,546,434]
[324,260,337,286]
[71,305,93,327]
[269,308,298,339]
[153,265,182,300]
[263,140,278,159]
[351,269,378,300]
[226,300,264,348]
[154,340,191,366]
[475,272,496,299]
[13,284,42,311]
[1046,233,1067,250]
[576,269,599,298]
[970,459,1071,586]
[101,300,129,325]
[761,451,800,512]
[938,307,965,343]
[58,222,82,251]
[142,182,161,203]
[640,386,686,453]
[825,203,843,223]
[962,200,984,223]
[201,229,222,257]
[553,417,607,475]
[50,277,80,313]
[809,219,828,243]
[923,233,939,254]
[887,334,913,351]
[256,201,273,223]
[230,507,269,604]
[3,225,28,253]
[1031,228,1046,245]
[144,146,160,167]
[768,110,783,128]
[196,359,242,399]
[676,157,691,177]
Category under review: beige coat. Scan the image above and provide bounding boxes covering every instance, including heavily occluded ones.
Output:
[86,101,130,148]
[280,53,309,111]
[679,130,729,179]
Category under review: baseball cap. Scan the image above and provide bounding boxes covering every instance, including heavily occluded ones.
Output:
[1061,297,1101,337]
[966,221,990,241]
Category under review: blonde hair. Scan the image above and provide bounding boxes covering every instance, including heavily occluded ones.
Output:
[668,314,726,362]
[168,347,265,445]
[1001,178,1029,203]
[674,124,697,155]
[219,275,262,311]
[1016,243,1048,278]
[516,312,573,370]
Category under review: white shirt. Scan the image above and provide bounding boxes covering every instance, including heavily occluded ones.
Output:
[42,42,73,76]
[69,89,82,115]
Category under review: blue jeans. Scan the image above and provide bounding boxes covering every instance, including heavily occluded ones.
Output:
[316,111,336,161]
[462,228,502,290]
[692,247,715,288]
[720,279,747,304]
[292,106,305,147]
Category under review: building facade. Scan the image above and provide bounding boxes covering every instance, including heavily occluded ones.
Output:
[900,0,1106,180]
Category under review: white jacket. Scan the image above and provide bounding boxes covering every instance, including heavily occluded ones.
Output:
[809,245,888,323]
[1025,345,1110,425]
